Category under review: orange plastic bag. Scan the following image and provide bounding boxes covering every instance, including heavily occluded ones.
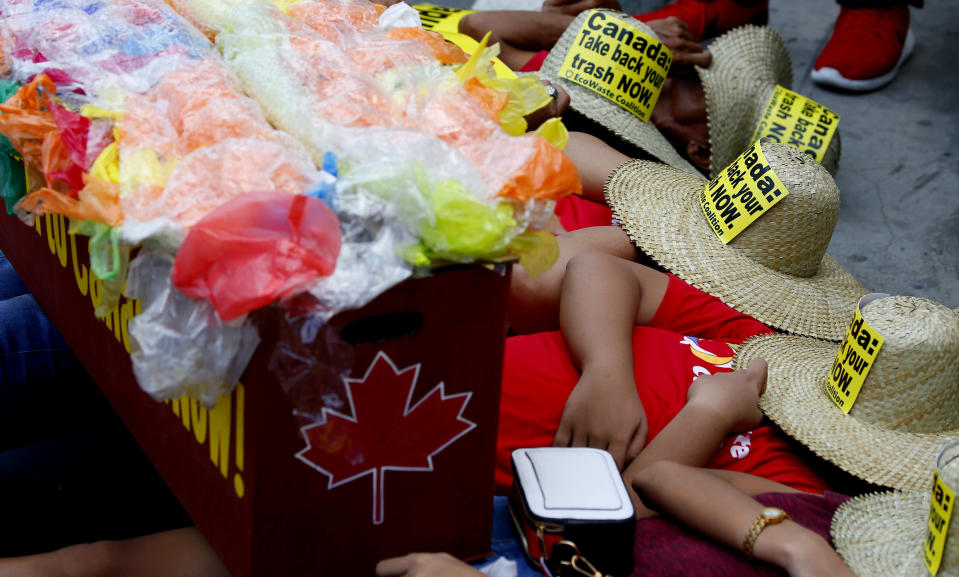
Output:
[387,27,468,65]
[172,190,342,322]
[18,176,123,226]
[0,76,60,176]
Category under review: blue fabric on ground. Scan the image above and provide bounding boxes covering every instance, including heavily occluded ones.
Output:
[474,496,542,577]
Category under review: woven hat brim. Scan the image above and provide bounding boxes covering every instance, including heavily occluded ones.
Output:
[605,160,866,340]
[734,333,959,492]
[831,491,953,577]
[539,10,699,175]
[695,25,793,178]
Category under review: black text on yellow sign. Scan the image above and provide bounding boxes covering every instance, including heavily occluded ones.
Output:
[751,85,839,163]
[924,469,955,575]
[558,11,671,122]
[825,294,886,413]
[699,140,788,243]
[412,3,474,33]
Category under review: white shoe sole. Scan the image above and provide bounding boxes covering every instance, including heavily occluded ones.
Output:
[810,27,915,92]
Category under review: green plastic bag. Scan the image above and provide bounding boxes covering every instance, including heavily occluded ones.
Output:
[0,80,26,215]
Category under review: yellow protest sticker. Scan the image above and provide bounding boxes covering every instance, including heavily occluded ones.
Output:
[924,468,955,575]
[413,3,475,34]
[557,10,671,122]
[824,293,887,413]
[751,85,839,164]
[699,140,788,243]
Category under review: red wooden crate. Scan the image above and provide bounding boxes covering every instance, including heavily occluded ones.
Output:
[0,211,510,576]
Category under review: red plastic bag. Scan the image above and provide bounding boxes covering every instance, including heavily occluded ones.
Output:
[172,190,342,322]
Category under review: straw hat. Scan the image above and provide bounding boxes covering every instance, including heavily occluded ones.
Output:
[539,10,700,175]
[831,442,959,577]
[606,139,866,340]
[541,19,841,178]
[734,295,959,491]
[694,25,840,178]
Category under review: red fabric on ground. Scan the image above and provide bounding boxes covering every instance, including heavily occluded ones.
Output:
[496,274,828,495]
[630,491,850,576]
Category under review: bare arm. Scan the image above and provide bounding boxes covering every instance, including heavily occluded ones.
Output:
[459,11,574,70]
[541,0,621,17]
[553,252,669,469]
[633,462,857,577]
[563,132,631,203]
[0,528,229,577]
[621,357,769,514]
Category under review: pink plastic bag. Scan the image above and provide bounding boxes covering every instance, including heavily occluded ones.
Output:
[172,190,342,322]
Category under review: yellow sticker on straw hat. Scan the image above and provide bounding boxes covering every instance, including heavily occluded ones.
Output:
[413,3,475,34]
[699,140,788,243]
[924,467,955,574]
[825,293,887,413]
[751,86,839,164]
[558,11,671,122]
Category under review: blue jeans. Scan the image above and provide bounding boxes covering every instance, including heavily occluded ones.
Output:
[0,251,191,555]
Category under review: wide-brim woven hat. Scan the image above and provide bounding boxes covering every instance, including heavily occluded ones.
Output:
[539,9,699,175]
[606,139,866,340]
[831,442,959,576]
[696,25,841,177]
[733,296,959,491]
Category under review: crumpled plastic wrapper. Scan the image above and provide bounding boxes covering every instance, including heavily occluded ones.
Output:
[0,0,212,103]
[125,248,260,406]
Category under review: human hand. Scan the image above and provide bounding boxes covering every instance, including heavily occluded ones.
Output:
[686,357,767,433]
[524,82,570,131]
[541,0,621,17]
[375,553,486,577]
[553,374,648,470]
[646,17,712,71]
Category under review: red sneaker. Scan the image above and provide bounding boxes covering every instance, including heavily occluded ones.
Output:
[634,0,769,42]
[811,5,915,92]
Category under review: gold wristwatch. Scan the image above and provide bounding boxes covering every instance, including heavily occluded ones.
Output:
[742,507,791,557]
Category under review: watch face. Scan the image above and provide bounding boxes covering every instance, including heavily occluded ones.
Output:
[761,507,785,520]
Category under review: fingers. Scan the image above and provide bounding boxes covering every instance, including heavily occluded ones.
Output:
[607,438,627,470]
[625,423,646,465]
[746,357,768,396]
[376,554,414,576]
[551,83,570,115]
[553,420,572,448]
[673,42,712,67]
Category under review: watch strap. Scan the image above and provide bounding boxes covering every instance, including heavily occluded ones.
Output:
[742,508,791,557]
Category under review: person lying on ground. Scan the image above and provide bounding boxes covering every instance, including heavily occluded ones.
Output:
[374,357,855,577]
[509,134,863,339]
[458,11,711,72]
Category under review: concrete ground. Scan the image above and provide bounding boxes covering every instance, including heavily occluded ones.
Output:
[457,0,959,308]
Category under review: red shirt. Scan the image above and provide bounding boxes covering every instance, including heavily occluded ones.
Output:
[496,274,829,494]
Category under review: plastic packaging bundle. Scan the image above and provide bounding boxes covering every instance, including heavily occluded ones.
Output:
[126,249,261,407]
[1,0,330,404]
[172,190,342,322]
[176,0,578,265]
[0,0,212,99]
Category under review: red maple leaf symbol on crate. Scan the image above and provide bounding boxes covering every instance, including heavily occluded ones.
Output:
[296,351,476,524]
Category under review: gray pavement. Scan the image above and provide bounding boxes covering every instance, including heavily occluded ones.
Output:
[454,0,959,308]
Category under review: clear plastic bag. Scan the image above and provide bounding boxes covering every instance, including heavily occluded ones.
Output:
[126,248,260,406]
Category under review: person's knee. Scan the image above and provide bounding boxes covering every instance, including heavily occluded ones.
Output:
[565,250,620,276]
